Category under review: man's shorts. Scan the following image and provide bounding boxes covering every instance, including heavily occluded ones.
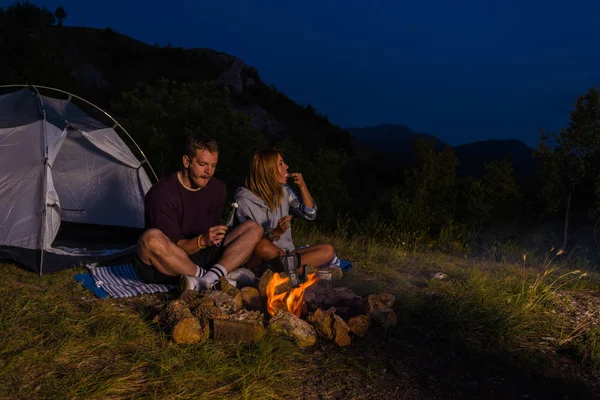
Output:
[134,245,226,284]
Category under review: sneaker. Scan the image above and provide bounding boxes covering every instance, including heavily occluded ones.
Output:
[179,275,218,294]
[225,268,256,288]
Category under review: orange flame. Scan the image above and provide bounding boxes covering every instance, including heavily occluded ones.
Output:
[266,272,319,317]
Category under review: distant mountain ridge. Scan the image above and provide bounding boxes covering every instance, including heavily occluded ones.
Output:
[348,124,536,182]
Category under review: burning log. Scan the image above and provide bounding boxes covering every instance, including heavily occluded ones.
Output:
[258,269,274,298]
[156,300,207,345]
[367,294,397,328]
[268,310,317,348]
[347,315,370,337]
[213,310,266,344]
[266,272,319,318]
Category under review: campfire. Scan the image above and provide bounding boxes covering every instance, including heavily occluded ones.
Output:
[154,268,397,348]
[266,272,319,317]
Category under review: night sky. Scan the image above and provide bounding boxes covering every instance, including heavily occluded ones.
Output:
[31,0,600,146]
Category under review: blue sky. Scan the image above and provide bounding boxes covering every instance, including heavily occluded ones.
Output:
[30,0,600,146]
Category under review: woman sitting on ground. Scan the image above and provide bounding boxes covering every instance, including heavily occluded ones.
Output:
[233,149,338,274]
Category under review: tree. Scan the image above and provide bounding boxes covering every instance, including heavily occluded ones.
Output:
[387,139,459,233]
[535,87,600,250]
[53,6,66,26]
[110,79,266,191]
[459,157,521,243]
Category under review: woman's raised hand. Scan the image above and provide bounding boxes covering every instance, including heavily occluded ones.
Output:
[288,173,306,188]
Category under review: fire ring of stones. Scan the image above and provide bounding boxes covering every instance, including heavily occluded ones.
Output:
[153,269,397,348]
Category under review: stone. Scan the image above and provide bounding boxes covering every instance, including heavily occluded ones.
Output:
[347,315,370,337]
[432,272,449,280]
[307,308,334,340]
[367,293,397,328]
[367,293,395,309]
[268,310,317,348]
[331,314,351,347]
[322,287,367,319]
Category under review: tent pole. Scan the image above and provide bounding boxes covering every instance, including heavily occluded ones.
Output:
[33,86,49,276]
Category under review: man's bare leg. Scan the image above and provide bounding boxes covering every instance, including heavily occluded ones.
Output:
[184,221,263,291]
[217,220,264,272]
[137,228,197,276]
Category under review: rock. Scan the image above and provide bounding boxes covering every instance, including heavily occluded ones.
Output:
[308,308,334,340]
[213,310,266,344]
[347,315,370,337]
[217,58,245,94]
[322,287,367,319]
[332,314,351,347]
[367,293,395,309]
[367,294,397,328]
[268,310,317,348]
[240,287,262,310]
[432,272,448,280]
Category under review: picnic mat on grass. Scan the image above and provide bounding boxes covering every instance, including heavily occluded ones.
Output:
[74,263,176,299]
[74,257,353,299]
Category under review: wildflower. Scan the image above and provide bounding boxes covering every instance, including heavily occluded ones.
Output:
[522,254,527,262]
[556,249,565,256]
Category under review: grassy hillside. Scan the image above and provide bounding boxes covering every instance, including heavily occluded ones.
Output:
[2,226,600,399]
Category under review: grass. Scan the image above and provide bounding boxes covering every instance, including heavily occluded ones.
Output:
[2,227,600,398]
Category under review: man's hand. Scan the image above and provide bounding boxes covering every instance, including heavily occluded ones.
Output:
[288,173,306,189]
[203,225,228,246]
[273,216,292,240]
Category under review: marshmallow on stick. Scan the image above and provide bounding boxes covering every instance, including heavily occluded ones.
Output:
[225,202,239,228]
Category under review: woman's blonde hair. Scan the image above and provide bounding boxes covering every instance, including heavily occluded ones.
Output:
[246,150,284,211]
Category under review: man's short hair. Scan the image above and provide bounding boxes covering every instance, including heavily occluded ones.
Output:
[185,136,219,160]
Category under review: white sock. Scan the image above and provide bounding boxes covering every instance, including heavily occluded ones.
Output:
[201,264,227,285]
[194,265,206,277]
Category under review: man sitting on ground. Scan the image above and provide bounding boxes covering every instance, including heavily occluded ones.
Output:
[135,136,263,292]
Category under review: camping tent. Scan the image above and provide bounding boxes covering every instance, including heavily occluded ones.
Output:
[0,85,156,274]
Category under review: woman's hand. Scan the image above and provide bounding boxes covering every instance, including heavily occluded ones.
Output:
[273,216,292,240]
[288,173,306,189]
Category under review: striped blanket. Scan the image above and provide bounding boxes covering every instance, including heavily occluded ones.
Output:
[76,254,352,299]
[85,263,175,298]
